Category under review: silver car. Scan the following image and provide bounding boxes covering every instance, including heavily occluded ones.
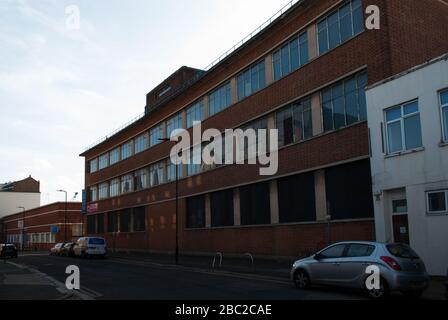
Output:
[291,241,430,299]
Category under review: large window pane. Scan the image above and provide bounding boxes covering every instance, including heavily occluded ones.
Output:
[328,11,340,49]
[210,189,234,227]
[281,45,290,77]
[273,51,281,81]
[345,78,358,125]
[404,115,422,149]
[443,107,448,141]
[186,195,205,229]
[339,3,353,42]
[186,101,204,128]
[387,121,403,153]
[290,38,299,71]
[240,181,270,226]
[299,32,309,65]
[332,84,345,129]
[318,20,328,54]
[352,0,364,35]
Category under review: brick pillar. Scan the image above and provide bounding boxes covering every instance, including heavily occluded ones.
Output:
[311,92,323,136]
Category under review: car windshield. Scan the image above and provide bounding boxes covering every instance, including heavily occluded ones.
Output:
[386,244,420,259]
[88,238,105,245]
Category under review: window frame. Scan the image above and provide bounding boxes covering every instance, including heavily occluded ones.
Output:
[186,100,204,129]
[89,158,98,173]
[237,59,266,101]
[121,140,134,160]
[209,82,232,116]
[98,154,108,170]
[426,190,448,215]
[109,147,120,165]
[439,89,448,142]
[272,31,308,81]
[134,133,149,154]
[98,182,109,200]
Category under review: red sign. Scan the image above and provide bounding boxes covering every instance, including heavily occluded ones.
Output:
[87,203,99,213]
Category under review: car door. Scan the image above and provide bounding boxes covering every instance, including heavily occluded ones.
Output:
[310,244,348,285]
[336,243,376,288]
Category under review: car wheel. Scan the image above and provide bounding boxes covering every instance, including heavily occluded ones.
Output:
[294,269,311,290]
[365,277,389,300]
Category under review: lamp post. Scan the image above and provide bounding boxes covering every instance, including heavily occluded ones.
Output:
[159,137,179,265]
[57,190,68,242]
[17,206,25,252]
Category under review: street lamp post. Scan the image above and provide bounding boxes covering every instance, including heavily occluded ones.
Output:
[17,206,26,252]
[159,138,179,265]
[57,190,68,243]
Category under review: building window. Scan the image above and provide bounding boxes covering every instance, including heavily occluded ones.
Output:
[107,212,119,233]
[186,100,204,128]
[239,118,269,160]
[98,182,108,200]
[119,209,131,233]
[209,82,232,116]
[237,60,266,101]
[186,195,205,229]
[150,124,164,146]
[134,168,149,191]
[166,113,183,138]
[150,162,165,187]
[276,97,313,147]
[385,100,423,154]
[240,181,271,226]
[322,72,368,132]
[89,185,97,202]
[325,159,374,220]
[273,32,308,81]
[109,148,120,165]
[89,158,98,173]
[318,0,364,55]
[166,160,183,182]
[133,207,146,232]
[87,215,96,234]
[278,172,316,223]
[135,133,149,154]
[121,140,133,160]
[97,213,105,233]
[392,199,408,213]
[426,190,448,215]
[98,154,108,170]
[210,189,234,227]
[440,90,448,142]
[110,178,120,197]
[187,147,202,176]
[121,174,133,194]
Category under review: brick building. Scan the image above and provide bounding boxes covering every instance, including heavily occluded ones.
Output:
[80,0,448,258]
[0,176,41,219]
[1,202,84,251]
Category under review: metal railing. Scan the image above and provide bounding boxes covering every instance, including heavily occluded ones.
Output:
[82,0,301,152]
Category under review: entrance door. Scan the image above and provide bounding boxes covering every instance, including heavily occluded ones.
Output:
[392,214,410,245]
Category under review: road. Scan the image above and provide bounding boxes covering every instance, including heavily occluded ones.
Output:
[0,253,365,300]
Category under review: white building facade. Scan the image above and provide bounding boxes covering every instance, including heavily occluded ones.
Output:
[366,54,448,276]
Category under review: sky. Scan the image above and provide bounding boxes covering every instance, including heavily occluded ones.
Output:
[0,0,286,206]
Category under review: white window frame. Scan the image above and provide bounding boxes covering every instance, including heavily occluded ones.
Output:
[440,89,448,142]
[426,190,448,215]
[98,153,109,170]
[109,147,120,165]
[384,100,422,154]
[99,182,109,200]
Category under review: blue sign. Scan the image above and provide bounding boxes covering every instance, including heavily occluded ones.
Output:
[51,225,59,234]
[81,189,87,214]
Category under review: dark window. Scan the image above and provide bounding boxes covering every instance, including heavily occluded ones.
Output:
[278,172,316,223]
[133,207,146,232]
[87,215,96,234]
[88,238,105,245]
[240,181,271,226]
[186,195,206,229]
[325,159,374,220]
[96,213,104,234]
[210,189,234,227]
[320,244,347,258]
[387,244,420,259]
[346,244,375,257]
[120,209,131,233]
[107,212,119,233]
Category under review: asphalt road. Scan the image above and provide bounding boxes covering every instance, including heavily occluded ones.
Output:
[0,253,365,300]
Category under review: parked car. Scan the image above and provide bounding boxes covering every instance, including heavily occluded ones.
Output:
[60,243,76,257]
[50,243,65,256]
[73,237,107,259]
[291,241,430,299]
[0,243,18,259]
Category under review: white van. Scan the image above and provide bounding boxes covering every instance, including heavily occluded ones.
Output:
[74,237,107,259]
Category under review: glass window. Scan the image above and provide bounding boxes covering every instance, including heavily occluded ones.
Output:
[150,124,164,147]
[134,133,149,154]
[166,113,183,139]
[108,212,119,233]
[385,101,422,154]
[89,158,98,173]
[134,168,149,191]
[121,174,133,194]
[318,0,364,55]
[166,160,183,182]
[237,60,266,101]
[392,199,408,213]
[109,148,120,165]
[98,182,108,200]
[210,189,234,227]
[440,90,448,142]
[209,82,232,116]
[186,100,204,128]
[187,147,202,176]
[121,140,133,160]
[427,191,447,214]
[320,244,346,258]
[272,32,308,81]
[186,195,205,229]
[98,154,108,170]
[89,185,97,202]
[109,178,120,197]
[133,207,146,232]
[240,181,271,226]
[150,162,165,187]
[322,72,368,132]
[346,244,375,257]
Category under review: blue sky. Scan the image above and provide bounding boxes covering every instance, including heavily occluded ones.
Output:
[0,0,285,206]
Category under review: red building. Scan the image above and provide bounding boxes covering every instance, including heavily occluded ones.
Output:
[80,0,448,258]
[1,202,84,251]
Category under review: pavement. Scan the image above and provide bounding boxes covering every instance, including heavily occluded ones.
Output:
[0,252,446,300]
